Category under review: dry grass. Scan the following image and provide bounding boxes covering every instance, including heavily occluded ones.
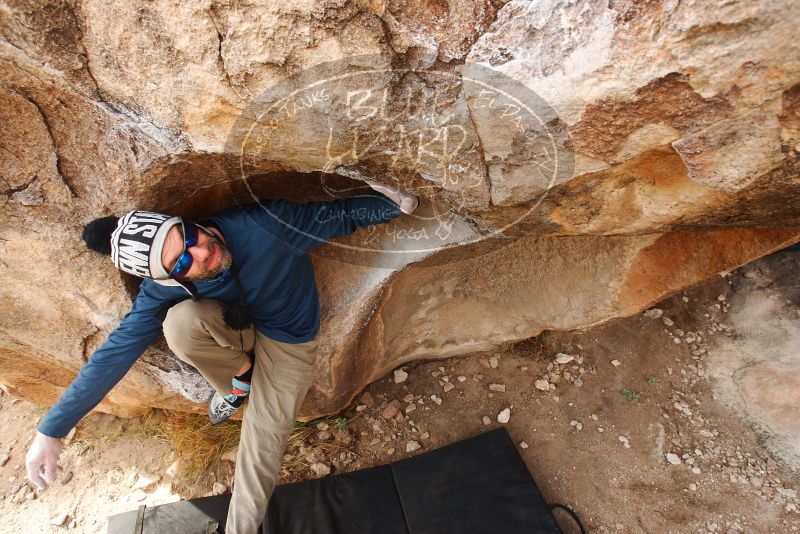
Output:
[138,410,354,487]
[138,410,241,487]
[281,415,353,473]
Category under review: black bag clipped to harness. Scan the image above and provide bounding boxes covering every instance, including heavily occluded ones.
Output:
[221,267,253,331]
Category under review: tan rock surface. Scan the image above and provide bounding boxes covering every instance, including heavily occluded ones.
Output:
[0,0,798,419]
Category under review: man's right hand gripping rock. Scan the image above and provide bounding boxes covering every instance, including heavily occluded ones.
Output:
[26,432,64,490]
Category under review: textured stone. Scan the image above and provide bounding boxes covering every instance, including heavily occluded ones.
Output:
[0,0,798,423]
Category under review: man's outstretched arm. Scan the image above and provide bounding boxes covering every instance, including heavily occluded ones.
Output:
[27,282,169,488]
[239,190,414,254]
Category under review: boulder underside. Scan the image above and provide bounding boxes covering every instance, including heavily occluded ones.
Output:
[1,0,798,418]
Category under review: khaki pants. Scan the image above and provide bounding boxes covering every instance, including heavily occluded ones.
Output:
[163,299,318,534]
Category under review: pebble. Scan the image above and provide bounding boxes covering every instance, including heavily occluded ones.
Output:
[573,378,584,387]
[212,482,227,495]
[488,383,506,392]
[430,395,442,406]
[221,448,238,463]
[666,453,682,465]
[442,382,455,393]
[387,448,395,455]
[457,375,466,382]
[767,458,778,472]
[497,408,511,424]
[310,463,331,477]
[482,416,491,425]
[489,356,499,368]
[0,452,9,467]
[12,484,31,504]
[393,369,408,384]
[406,441,421,453]
[535,379,550,391]
[165,460,180,478]
[405,403,416,413]
[610,359,621,367]
[382,401,401,419]
[519,441,529,449]
[360,392,374,407]
[663,317,674,326]
[555,353,575,364]
[618,435,630,448]
[50,512,69,526]
[569,420,583,431]
[133,473,161,492]
[688,483,697,491]
[644,308,663,319]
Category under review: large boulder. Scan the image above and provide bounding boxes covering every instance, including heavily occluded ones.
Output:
[0,0,798,418]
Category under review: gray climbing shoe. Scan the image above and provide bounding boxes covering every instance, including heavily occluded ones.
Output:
[208,392,240,424]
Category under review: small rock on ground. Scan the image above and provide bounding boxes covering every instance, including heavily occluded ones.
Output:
[555,353,575,364]
[49,512,69,526]
[497,408,511,424]
[310,463,331,477]
[382,400,401,419]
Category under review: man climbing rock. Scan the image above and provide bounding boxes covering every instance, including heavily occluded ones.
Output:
[24,183,418,533]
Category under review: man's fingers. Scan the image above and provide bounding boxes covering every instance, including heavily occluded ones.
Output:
[43,456,59,484]
[26,462,47,490]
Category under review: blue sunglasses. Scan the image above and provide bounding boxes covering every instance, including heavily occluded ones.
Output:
[168,221,199,279]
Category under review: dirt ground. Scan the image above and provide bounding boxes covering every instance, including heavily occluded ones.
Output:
[1,248,799,533]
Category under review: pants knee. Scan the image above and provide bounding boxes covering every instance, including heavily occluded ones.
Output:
[163,299,219,357]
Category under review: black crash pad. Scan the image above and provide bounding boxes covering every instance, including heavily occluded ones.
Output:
[107,428,563,534]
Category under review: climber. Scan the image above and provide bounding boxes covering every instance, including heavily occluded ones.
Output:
[24,181,419,534]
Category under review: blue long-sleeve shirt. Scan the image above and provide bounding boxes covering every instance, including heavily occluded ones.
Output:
[38,194,403,438]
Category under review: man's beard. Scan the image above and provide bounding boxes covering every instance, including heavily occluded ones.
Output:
[187,238,233,281]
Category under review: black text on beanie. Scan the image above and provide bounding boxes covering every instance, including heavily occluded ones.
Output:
[110,210,181,279]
